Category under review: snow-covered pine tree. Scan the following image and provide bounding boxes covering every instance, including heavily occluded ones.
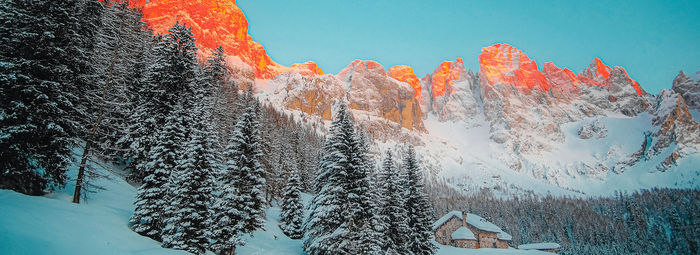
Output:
[228,103,267,233]
[129,106,185,241]
[280,166,304,239]
[161,102,216,254]
[205,45,235,153]
[210,108,248,254]
[304,103,375,254]
[0,0,91,195]
[209,160,244,255]
[379,151,411,254]
[126,21,199,181]
[304,104,352,254]
[402,146,436,255]
[356,143,387,255]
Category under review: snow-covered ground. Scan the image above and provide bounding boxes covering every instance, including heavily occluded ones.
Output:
[0,162,187,255]
[1,159,552,255]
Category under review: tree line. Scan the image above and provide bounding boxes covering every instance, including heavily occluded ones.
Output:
[430,185,699,255]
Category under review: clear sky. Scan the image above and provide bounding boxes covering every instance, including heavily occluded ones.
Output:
[237,0,699,94]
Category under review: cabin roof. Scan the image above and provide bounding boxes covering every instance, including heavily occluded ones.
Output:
[431,210,462,231]
[497,230,512,241]
[518,242,561,250]
[465,213,502,233]
[451,226,476,240]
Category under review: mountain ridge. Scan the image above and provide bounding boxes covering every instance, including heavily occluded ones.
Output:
[132,0,699,196]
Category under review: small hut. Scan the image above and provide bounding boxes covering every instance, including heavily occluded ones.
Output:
[432,211,511,249]
[519,242,561,253]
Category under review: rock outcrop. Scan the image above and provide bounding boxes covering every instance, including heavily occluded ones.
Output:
[132,0,321,79]
[672,71,700,111]
[421,59,481,122]
[650,90,700,170]
[272,60,425,133]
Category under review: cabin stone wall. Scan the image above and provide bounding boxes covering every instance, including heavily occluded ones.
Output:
[465,224,498,248]
[496,240,509,249]
[434,217,462,245]
[454,239,477,249]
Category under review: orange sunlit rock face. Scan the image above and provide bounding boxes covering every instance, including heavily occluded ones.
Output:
[431,59,464,99]
[543,62,580,87]
[128,0,320,79]
[388,65,422,102]
[578,57,612,87]
[577,58,643,95]
[291,61,324,76]
[479,44,551,91]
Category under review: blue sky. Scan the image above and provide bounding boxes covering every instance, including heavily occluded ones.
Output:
[238,0,699,94]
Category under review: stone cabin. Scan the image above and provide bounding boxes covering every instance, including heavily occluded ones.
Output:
[433,211,512,249]
[518,242,561,253]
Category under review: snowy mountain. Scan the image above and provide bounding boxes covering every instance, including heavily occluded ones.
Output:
[131,0,700,197]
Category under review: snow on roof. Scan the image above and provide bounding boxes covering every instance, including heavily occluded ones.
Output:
[451,226,476,240]
[497,230,512,241]
[518,242,561,250]
[432,211,462,231]
[465,213,502,233]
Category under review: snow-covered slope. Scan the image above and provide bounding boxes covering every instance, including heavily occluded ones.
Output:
[0,158,551,255]
[0,161,186,255]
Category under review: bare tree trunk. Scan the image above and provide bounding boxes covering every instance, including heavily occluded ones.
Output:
[72,85,109,204]
[73,40,120,203]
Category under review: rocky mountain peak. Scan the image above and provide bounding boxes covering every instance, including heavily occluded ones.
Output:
[428,59,466,100]
[479,43,551,92]
[132,0,321,79]
[578,57,612,86]
[672,70,700,110]
[388,65,422,102]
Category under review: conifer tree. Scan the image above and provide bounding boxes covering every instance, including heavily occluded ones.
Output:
[161,103,216,254]
[403,146,436,255]
[280,167,304,239]
[229,103,267,233]
[379,151,411,254]
[304,103,375,254]
[0,0,95,195]
[210,163,244,255]
[210,117,247,255]
[126,21,198,181]
[129,107,185,241]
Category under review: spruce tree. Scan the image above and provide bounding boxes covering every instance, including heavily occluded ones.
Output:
[304,103,375,254]
[161,104,216,254]
[210,156,244,255]
[379,151,411,254]
[129,108,185,241]
[127,21,198,181]
[403,146,436,255]
[0,0,91,195]
[280,166,304,239]
[229,104,267,233]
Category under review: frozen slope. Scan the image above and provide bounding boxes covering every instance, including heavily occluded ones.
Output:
[419,111,699,197]
[0,160,187,255]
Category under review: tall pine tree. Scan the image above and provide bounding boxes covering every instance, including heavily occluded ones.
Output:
[126,21,198,181]
[304,103,375,254]
[280,166,304,239]
[229,103,267,233]
[161,103,216,254]
[379,151,411,254]
[0,0,97,195]
[129,107,185,241]
[403,146,436,255]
